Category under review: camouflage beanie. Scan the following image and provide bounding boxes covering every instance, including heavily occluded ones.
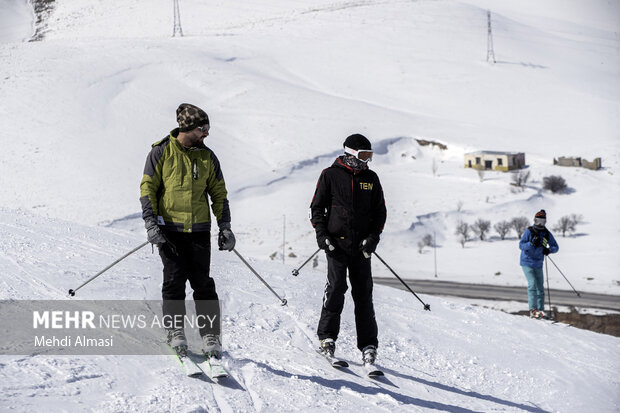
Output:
[176,103,209,132]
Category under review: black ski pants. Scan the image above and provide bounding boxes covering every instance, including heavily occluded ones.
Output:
[317,250,378,351]
[159,231,220,337]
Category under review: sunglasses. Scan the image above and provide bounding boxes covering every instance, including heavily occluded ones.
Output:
[344,146,373,162]
[197,124,210,133]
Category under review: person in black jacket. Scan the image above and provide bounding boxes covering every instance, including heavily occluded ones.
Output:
[310,134,387,367]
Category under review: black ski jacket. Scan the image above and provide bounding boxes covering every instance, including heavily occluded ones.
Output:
[310,156,387,255]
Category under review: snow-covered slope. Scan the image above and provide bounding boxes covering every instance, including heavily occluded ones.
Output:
[0,0,619,411]
[1,206,618,412]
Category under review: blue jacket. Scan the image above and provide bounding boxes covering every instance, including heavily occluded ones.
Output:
[519,226,559,268]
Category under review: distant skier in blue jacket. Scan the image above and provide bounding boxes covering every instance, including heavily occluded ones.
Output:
[519,209,559,319]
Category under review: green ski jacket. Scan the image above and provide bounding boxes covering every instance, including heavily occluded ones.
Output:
[140,129,231,232]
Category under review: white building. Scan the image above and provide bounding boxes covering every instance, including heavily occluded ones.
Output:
[464,151,525,172]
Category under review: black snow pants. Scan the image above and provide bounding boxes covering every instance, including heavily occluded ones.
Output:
[317,250,378,351]
[159,231,220,337]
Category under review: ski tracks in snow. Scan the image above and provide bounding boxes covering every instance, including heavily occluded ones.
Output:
[223,294,414,412]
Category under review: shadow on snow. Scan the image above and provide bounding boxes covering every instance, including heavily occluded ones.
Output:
[235,358,550,413]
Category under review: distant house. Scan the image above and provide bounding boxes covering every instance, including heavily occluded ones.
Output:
[554,156,601,171]
[464,151,525,172]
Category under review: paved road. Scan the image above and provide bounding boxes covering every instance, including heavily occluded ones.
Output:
[373,278,620,311]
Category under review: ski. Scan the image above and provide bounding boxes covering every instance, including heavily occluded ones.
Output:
[364,363,385,378]
[316,349,349,368]
[199,353,229,379]
[167,344,203,377]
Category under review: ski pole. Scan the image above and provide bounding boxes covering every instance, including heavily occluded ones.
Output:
[233,249,288,306]
[291,248,321,276]
[373,252,431,311]
[545,256,553,319]
[68,241,149,296]
[547,255,581,297]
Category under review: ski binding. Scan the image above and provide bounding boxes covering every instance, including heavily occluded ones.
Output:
[316,349,349,368]
[200,352,229,379]
[168,344,203,377]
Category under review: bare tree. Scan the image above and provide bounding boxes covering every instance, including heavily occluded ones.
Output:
[552,214,582,237]
[511,216,530,237]
[455,221,470,248]
[417,234,434,253]
[494,220,512,240]
[510,170,530,191]
[543,175,568,193]
[423,233,434,247]
[472,219,491,240]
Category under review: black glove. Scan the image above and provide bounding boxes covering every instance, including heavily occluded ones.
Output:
[317,235,336,253]
[145,218,167,245]
[543,247,550,256]
[218,227,236,251]
[360,235,379,259]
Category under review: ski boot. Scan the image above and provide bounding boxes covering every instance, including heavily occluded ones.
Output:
[202,334,222,359]
[362,345,377,366]
[319,338,336,358]
[362,345,384,377]
[167,328,188,347]
[167,328,188,356]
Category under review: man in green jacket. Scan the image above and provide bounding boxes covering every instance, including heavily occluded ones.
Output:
[140,103,235,358]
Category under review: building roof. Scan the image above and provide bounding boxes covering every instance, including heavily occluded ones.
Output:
[465,151,524,156]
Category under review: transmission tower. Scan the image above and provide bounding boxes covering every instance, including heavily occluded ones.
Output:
[173,0,184,37]
[486,10,496,63]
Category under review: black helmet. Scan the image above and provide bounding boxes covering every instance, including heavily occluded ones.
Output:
[343,134,372,151]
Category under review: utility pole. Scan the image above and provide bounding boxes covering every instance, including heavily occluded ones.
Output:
[487,10,496,63]
[433,231,438,278]
[173,0,184,37]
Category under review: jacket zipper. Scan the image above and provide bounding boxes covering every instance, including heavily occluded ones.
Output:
[351,174,356,246]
